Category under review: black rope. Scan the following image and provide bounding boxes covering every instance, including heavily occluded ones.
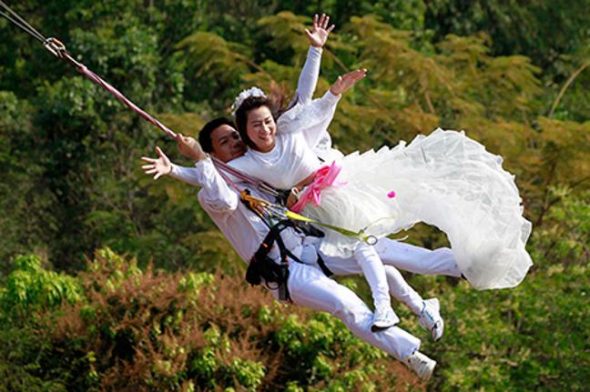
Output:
[0,2,46,43]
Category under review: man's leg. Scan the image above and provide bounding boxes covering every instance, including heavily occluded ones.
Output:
[286,262,420,361]
[375,239,462,277]
[321,239,461,278]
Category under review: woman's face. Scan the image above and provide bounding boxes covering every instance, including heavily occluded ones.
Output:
[246,106,276,152]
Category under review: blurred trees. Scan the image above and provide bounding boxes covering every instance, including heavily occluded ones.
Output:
[1,1,588,270]
[0,1,589,389]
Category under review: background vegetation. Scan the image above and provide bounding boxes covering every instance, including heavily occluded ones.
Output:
[0,1,588,390]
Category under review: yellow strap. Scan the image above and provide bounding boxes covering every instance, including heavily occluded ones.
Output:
[240,190,269,211]
[284,210,314,223]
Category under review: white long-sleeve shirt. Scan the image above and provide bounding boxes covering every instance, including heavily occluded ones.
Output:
[170,159,307,264]
[293,47,322,105]
[228,91,341,190]
[292,47,343,163]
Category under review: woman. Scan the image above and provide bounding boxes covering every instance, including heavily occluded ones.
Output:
[229,72,415,331]
[229,76,533,294]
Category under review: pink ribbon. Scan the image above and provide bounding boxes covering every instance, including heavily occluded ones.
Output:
[291,161,345,213]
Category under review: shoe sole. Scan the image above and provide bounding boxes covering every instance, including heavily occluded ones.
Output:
[371,323,395,332]
[432,321,444,341]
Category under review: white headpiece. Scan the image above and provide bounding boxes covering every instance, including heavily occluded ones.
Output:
[231,87,267,116]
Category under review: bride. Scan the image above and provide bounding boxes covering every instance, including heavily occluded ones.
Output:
[229,77,533,292]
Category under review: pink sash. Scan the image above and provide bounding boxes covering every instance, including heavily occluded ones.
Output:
[290,161,345,213]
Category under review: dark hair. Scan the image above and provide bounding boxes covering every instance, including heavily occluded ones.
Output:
[198,117,236,153]
[234,96,274,149]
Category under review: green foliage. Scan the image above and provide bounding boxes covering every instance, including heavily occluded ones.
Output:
[424,0,590,76]
[0,2,589,390]
[0,254,82,322]
[177,31,251,85]
[0,250,413,390]
[428,261,590,391]
[530,188,590,267]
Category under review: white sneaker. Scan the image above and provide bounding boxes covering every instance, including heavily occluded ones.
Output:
[419,298,444,341]
[371,305,400,332]
[403,351,436,381]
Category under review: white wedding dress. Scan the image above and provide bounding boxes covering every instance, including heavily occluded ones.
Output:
[229,89,532,290]
[311,128,533,290]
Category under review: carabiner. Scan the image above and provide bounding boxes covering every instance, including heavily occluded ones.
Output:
[43,37,67,58]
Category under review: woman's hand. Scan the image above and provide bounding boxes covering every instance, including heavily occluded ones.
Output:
[141,146,172,180]
[305,13,335,48]
[329,69,367,96]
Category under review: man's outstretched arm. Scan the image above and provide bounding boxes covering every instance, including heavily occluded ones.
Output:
[140,136,239,213]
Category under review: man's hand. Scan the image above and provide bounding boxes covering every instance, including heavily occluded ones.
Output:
[175,133,207,161]
[305,13,335,48]
[286,187,300,209]
[329,69,367,96]
[141,146,172,180]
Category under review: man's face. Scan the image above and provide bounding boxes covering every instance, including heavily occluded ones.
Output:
[210,124,247,163]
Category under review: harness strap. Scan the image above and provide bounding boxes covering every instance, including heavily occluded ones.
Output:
[252,220,303,302]
[316,254,334,277]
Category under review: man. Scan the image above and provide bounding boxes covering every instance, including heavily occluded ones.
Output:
[142,119,438,381]
[142,113,463,381]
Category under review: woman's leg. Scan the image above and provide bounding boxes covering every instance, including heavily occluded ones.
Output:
[384,265,444,340]
[383,265,424,314]
[353,243,398,329]
[320,247,445,340]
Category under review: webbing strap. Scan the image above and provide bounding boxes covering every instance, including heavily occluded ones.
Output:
[316,254,334,277]
[256,219,333,280]
[254,220,301,302]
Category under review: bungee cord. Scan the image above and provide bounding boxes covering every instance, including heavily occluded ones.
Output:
[0,1,46,43]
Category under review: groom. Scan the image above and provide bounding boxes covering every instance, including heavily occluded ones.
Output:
[142,105,463,382]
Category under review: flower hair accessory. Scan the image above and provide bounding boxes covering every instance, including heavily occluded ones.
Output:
[231,87,267,116]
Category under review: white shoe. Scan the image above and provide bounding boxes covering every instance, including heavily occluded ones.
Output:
[419,298,444,341]
[403,351,436,381]
[371,305,400,332]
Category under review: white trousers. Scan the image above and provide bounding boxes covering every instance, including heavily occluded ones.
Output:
[286,262,420,360]
[321,238,462,314]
